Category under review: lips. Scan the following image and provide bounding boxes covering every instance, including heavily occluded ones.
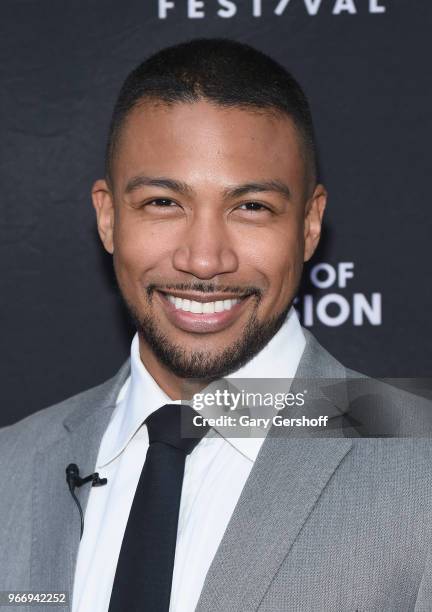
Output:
[156,290,253,334]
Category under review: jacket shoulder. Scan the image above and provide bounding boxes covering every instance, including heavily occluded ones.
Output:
[301,329,432,436]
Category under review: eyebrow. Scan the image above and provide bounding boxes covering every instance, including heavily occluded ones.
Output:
[125,175,193,196]
[124,175,291,200]
[223,180,291,200]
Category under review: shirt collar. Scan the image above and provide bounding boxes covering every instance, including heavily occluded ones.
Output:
[96,335,179,468]
[97,307,305,468]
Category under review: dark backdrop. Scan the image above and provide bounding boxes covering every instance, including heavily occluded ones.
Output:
[1,0,431,427]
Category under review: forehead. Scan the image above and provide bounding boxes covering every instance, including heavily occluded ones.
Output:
[112,100,306,196]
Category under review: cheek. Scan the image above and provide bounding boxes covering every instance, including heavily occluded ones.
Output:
[112,217,169,284]
[238,226,303,289]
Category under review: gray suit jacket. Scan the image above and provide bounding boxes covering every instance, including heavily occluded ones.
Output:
[1,329,432,611]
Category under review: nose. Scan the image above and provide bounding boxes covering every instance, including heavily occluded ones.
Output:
[172,214,238,280]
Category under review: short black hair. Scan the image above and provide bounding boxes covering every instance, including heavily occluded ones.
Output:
[106,38,318,190]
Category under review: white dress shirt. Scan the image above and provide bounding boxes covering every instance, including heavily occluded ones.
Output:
[71,307,305,612]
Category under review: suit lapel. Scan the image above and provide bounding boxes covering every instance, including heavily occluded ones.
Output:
[195,436,352,612]
[30,361,130,602]
[196,329,353,612]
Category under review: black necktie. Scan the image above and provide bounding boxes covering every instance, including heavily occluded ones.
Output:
[108,403,209,612]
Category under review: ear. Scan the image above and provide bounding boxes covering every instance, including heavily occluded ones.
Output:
[92,179,115,254]
[303,183,327,262]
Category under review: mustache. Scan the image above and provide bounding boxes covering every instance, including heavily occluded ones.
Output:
[146,282,262,298]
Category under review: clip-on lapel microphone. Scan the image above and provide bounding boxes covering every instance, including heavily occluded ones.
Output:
[66,463,108,540]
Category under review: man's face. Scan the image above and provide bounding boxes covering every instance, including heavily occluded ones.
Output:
[93,100,326,380]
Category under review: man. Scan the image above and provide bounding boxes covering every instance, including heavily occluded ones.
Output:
[1,38,432,612]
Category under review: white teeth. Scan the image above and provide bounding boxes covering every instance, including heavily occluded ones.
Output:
[203,302,215,314]
[166,294,241,314]
[190,300,202,313]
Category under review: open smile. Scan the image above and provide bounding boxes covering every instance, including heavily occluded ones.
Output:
[156,290,255,334]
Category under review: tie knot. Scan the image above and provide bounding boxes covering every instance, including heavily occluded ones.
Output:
[145,404,209,454]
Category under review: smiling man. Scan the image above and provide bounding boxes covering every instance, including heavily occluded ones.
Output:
[1,38,432,612]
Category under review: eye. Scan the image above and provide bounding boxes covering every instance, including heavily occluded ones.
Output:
[147,198,177,207]
[237,202,271,213]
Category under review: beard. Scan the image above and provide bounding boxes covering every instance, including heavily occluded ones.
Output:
[121,290,293,381]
